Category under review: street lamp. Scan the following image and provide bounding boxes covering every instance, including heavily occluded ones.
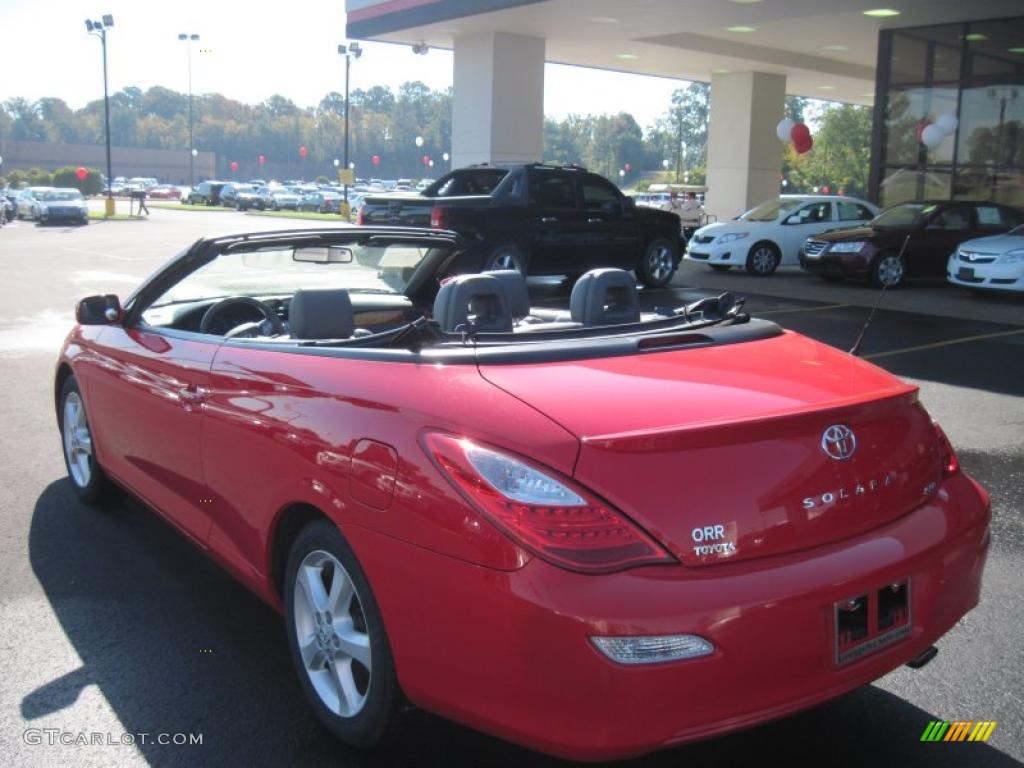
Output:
[178,33,200,189]
[338,42,362,217]
[85,15,114,217]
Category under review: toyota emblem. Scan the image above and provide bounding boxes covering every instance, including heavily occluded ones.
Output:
[821,424,857,461]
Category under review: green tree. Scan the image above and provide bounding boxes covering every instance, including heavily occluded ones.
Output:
[801,103,873,196]
[52,166,103,195]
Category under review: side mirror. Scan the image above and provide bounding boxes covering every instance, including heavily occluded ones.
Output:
[76,294,122,325]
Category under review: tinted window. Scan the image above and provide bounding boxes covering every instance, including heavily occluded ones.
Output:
[792,202,833,223]
[580,177,621,210]
[929,205,971,230]
[429,169,508,197]
[838,201,875,221]
[533,174,577,209]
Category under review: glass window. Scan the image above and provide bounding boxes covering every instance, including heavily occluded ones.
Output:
[883,87,959,166]
[740,197,801,221]
[533,174,577,209]
[838,201,875,221]
[974,204,1005,227]
[890,33,929,85]
[879,167,953,207]
[792,202,833,223]
[928,205,972,230]
[956,86,1024,168]
[580,177,621,210]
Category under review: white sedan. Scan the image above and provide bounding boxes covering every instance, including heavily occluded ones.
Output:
[685,194,880,275]
[947,227,1024,294]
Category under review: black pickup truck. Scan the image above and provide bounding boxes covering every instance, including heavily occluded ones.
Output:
[357,163,683,287]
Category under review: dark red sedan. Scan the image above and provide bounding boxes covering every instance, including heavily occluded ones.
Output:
[56,228,990,761]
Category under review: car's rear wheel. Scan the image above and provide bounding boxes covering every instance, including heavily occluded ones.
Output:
[745,241,781,276]
[59,376,110,504]
[484,242,527,275]
[709,264,731,272]
[638,237,678,288]
[870,250,906,288]
[285,520,401,747]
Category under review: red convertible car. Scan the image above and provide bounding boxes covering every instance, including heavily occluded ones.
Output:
[56,227,990,761]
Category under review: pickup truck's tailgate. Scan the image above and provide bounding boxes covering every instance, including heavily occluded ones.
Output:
[361,196,434,227]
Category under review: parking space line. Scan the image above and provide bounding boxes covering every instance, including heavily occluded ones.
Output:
[757,303,849,315]
[864,328,1024,360]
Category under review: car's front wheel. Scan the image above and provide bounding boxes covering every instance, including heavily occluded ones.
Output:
[59,375,110,504]
[285,520,401,748]
[638,237,678,287]
[870,251,906,288]
[745,241,781,275]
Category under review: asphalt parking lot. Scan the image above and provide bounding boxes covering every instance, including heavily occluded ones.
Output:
[0,207,1021,767]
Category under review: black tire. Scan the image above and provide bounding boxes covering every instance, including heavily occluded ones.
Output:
[483,241,528,274]
[869,250,906,289]
[284,520,402,748]
[638,237,679,288]
[58,375,111,504]
[745,241,781,276]
[709,264,731,272]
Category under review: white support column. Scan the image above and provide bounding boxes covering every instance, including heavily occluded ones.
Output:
[705,71,786,222]
[452,32,545,167]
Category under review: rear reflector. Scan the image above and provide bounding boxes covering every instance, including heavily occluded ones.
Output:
[430,205,449,229]
[933,422,960,478]
[592,635,714,665]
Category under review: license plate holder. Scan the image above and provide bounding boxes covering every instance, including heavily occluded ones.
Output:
[958,267,975,280]
[834,580,911,665]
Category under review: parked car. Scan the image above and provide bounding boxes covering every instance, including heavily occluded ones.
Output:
[220,183,264,210]
[267,188,303,210]
[148,184,182,200]
[58,226,989,761]
[15,187,56,220]
[685,195,880,275]
[299,190,344,213]
[800,200,1024,288]
[36,188,89,225]
[358,163,683,287]
[1,190,17,223]
[946,224,1024,294]
[185,181,228,206]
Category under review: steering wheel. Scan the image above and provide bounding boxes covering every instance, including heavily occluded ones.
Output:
[199,296,284,337]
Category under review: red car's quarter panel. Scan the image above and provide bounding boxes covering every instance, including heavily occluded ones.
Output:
[201,346,579,585]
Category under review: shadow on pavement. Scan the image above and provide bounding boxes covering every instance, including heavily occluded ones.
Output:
[26,480,1021,767]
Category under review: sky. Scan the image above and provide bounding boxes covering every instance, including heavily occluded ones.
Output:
[1,0,683,129]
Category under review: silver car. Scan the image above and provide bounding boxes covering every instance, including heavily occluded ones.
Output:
[16,187,56,220]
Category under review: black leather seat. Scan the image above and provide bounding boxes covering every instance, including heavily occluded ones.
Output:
[570,268,641,326]
[289,288,357,339]
[433,274,513,333]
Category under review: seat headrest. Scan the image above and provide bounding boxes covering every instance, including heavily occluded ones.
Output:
[570,268,641,326]
[433,274,513,333]
[289,289,355,339]
[483,269,530,319]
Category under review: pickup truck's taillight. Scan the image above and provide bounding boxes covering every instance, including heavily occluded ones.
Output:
[356,207,366,225]
[422,432,674,573]
[430,205,449,229]
[933,422,960,478]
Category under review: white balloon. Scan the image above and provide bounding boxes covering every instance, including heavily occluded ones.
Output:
[921,123,946,148]
[776,117,794,142]
[935,113,958,135]
[414,136,424,147]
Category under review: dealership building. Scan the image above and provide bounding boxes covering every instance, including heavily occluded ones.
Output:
[346,0,1024,219]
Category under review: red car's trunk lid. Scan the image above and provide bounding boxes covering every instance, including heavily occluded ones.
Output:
[480,332,943,567]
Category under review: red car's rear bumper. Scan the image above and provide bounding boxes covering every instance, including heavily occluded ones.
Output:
[345,473,989,761]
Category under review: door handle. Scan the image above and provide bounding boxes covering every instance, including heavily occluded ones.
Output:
[178,386,204,406]
[587,217,603,224]
[540,216,558,223]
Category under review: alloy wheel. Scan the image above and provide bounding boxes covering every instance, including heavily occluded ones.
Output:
[876,255,904,287]
[750,245,777,275]
[647,244,674,283]
[62,391,93,488]
[293,550,372,718]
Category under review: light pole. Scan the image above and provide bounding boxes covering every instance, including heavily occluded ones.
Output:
[178,33,199,189]
[85,15,114,217]
[338,42,362,218]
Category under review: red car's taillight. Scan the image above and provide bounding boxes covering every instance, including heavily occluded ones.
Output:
[422,432,674,573]
[430,205,449,229]
[933,422,960,478]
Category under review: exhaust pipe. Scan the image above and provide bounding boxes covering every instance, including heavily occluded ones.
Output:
[906,645,938,670]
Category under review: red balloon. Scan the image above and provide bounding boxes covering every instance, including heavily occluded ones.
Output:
[299,146,308,157]
[822,185,830,194]
[914,119,930,144]
[76,166,88,181]
[371,155,381,166]
[258,154,266,165]
[790,122,811,144]
[422,155,430,166]
[229,161,239,172]
[624,163,631,172]
[794,135,814,155]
